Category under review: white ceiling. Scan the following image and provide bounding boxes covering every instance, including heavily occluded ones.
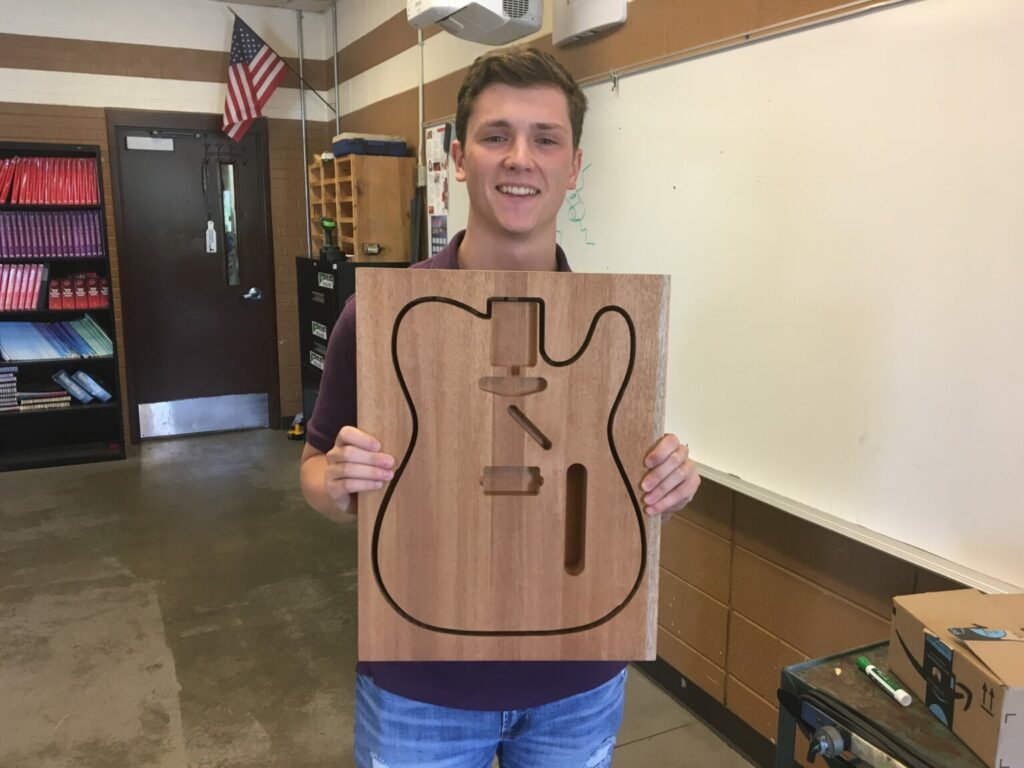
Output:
[210,0,335,13]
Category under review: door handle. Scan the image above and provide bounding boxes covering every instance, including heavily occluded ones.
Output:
[241,287,263,301]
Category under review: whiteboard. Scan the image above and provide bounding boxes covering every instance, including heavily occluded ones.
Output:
[446,0,1024,592]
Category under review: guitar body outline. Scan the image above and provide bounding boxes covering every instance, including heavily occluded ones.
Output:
[370,295,648,637]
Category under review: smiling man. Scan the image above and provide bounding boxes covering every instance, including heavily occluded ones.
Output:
[300,46,701,768]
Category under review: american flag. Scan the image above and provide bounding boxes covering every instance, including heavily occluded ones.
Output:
[223,17,287,141]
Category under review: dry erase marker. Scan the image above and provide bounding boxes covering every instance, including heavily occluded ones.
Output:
[857,656,912,706]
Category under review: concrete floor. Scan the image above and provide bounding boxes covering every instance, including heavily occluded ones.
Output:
[0,429,753,767]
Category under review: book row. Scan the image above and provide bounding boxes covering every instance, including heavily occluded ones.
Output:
[0,210,104,259]
[0,367,112,413]
[0,263,48,311]
[0,156,100,206]
[0,266,111,312]
[0,315,113,362]
[49,273,111,310]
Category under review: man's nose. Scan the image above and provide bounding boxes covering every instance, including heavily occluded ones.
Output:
[504,136,534,169]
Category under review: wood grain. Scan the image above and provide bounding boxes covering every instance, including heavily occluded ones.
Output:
[357,269,670,660]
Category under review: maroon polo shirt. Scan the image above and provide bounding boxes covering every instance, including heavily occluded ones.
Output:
[305,230,626,710]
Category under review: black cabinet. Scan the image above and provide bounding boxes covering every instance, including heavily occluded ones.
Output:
[0,142,125,472]
[295,257,406,426]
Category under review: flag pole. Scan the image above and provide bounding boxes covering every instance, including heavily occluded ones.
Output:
[228,6,338,115]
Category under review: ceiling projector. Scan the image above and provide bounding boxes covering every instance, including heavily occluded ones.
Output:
[408,0,542,45]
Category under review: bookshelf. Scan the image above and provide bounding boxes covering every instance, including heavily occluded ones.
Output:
[0,141,125,472]
[308,154,416,260]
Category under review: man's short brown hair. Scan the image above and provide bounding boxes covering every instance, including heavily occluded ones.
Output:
[455,46,588,149]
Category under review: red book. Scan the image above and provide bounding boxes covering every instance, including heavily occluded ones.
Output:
[65,158,73,205]
[85,158,94,205]
[85,275,101,308]
[90,158,98,205]
[5,264,17,310]
[14,264,28,310]
[66,158,75,205]
[23,264,39,310]
[99,276,110,308]
[73,275,88,308]
[0,265,10,310]
[26,158,35,205]
[27,264,38,310]
[23,264,36,310]
[27,158,37,205]
[38,158,46,205]
[13,265,24,309]
[32,264,44,310]
[74,158,84,205]
[48,278,62,310]
[0,158,13,203]
[60,278,74,308]
[11,158,22,204]
[11,264,25,310]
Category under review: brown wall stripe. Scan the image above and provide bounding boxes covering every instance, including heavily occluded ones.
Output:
[0,0,881,136]
[337,11,441,85]
[0,33,330,92]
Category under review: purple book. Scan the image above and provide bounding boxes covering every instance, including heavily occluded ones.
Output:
[58,211,68,260]
[91,211,102,256]
[31,213,40,259]
[15,213,25,259]
[44,214,53,259]
[51,213,60,259]
[34,213,44,259]
[71,211,81,259]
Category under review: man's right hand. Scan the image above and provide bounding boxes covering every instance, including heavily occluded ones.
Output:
[323,426,396,512]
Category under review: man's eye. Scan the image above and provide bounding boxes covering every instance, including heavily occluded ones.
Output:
[483,135,506,143]
[537,137,557,146]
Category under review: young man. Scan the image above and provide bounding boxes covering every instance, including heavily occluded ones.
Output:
[301,46,701,768]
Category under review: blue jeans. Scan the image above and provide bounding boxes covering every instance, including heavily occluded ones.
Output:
[354,668,627,768]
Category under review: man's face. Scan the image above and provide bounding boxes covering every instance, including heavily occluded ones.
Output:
[452,83,582,242]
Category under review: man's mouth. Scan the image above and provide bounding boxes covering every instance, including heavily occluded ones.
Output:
[497,184,539,197]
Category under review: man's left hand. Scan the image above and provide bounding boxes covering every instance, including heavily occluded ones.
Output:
[640,434,701,517]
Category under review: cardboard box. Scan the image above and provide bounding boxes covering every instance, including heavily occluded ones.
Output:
[889,589,1024,768]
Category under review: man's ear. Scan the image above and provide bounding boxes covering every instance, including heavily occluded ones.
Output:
[451,139,467,182]
[567,147,583,190]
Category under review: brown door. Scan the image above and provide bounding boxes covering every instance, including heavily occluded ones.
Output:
[108,111,278,441]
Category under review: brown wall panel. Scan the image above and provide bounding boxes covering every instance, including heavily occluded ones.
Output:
[664,0,761,52]
[727,610,806,703]
[657,628,726,702]
[659,569,728,666]
[677,477,733,539]
[660,514,731,604]
[338,11,416,83]
[341,88,420,154]
[0,34,328,92]
[726,674,778,743]
[726,676,816,767]
[734,494,916,618]
[731,547,890,658]
[552,0,669,84]
[915,567,967,594]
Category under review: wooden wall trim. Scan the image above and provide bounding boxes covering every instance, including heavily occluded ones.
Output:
[337,11,441,85]
[0,32,330,92]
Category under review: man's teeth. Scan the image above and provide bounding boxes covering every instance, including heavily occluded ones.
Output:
[498,185,539,196]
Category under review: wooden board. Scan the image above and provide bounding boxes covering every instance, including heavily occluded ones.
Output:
[356,269,670,660]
